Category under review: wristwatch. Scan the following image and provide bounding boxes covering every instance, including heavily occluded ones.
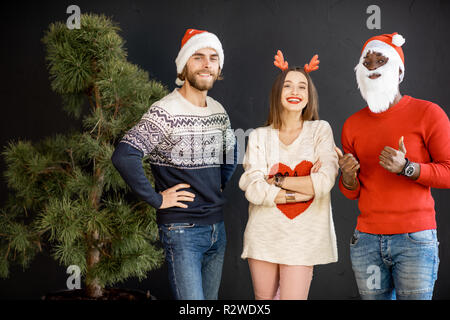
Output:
[274,174,286,188]
[398,158,415,177]
[285,192,296,203]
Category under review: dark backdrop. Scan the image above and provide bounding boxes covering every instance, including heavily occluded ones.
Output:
[1,0,449,300]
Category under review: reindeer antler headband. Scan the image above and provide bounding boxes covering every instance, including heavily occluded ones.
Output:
[273,50,320,73]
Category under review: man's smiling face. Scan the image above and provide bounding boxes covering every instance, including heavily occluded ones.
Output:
[355,50,402,113]
[362,51,389,79]
[184,47,220,91]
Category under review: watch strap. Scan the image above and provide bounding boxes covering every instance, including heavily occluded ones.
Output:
[398,158,410,176]
[274,174,285,188]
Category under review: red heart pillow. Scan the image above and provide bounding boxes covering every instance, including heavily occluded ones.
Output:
[268,161,314,219]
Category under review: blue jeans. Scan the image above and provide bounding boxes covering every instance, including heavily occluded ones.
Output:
[350,229,440,300]
[158,221,226,300]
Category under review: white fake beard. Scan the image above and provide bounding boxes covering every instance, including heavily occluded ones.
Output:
[355,58,400,113]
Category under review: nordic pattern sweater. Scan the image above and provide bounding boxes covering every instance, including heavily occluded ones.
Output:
[112,89,237,225]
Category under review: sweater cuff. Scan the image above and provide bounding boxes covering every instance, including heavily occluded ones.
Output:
[152,192,163,209]
[310,172,327,198]
[262,184,282,207]
[338,175,360,199]
[415,163,427,184]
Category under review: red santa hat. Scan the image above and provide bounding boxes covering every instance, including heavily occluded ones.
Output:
[360,32,406,82]
[175,28,224,86]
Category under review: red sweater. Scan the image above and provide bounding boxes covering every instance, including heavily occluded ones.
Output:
[339,95,450,234]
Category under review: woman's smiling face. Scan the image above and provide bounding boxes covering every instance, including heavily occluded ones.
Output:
[281,71,309,112]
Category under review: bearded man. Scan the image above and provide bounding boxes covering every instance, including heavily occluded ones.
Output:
[111,29,237,300]
[335,32,450,300]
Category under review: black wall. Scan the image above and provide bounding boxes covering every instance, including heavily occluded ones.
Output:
[1,0,449,300]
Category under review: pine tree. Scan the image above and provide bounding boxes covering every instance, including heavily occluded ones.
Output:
[0,13,167,298]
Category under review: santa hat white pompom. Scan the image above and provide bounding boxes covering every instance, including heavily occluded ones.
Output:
[392,33,405,47]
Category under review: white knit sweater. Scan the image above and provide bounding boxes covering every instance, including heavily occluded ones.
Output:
[239,120,339,265]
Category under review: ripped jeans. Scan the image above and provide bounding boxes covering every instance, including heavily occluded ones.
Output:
[350,229,440,300]
[158,221,226,300]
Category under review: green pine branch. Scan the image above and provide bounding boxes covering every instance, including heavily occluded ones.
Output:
[0,13,168,298]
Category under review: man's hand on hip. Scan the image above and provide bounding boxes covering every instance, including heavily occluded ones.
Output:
[159,184,195,209]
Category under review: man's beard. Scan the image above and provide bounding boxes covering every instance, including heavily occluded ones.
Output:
[355,59,400,113]
[186,69,218,91]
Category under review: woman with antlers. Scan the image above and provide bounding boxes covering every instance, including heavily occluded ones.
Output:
[239,51,339,300]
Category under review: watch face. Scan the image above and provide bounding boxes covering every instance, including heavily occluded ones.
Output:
[405,165,415,177]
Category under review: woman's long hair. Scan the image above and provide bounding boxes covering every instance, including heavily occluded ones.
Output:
[265,67,319,129]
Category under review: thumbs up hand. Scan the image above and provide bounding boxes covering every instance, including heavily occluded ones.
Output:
[398,136,407,154]
[379,136,407,174]
[335,147,360,189]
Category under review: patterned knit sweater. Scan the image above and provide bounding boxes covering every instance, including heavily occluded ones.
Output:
[239,120,339,266]
[112,88,237,225]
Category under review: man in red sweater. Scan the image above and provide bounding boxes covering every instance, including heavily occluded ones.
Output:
[336,32,450,300]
